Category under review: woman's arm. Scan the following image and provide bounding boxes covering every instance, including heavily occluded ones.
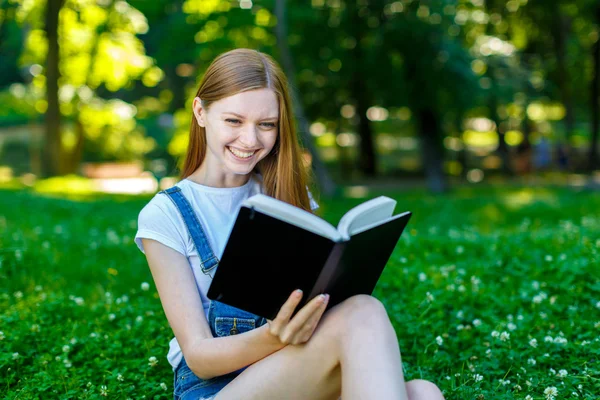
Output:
[141,238,286,380]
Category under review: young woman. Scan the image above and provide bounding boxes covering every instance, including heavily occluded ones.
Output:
[135,48,445,400]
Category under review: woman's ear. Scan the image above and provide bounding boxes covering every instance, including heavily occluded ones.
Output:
[192,97,205,127]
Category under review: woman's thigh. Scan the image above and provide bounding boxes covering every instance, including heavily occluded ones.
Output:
[213,297,355,400]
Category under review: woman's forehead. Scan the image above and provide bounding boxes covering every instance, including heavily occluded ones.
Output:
[212,88,279,118]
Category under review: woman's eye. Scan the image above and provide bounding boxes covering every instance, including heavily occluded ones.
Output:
[260,122,276,128]
[225,118,241,124]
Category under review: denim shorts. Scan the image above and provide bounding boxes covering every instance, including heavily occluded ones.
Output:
[173,300,268,400]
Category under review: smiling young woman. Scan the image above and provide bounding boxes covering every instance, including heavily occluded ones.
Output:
[135,48,445,400]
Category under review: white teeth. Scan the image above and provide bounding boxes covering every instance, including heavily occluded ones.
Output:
[228,147,256,158]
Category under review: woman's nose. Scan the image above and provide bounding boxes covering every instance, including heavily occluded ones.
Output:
[239,124,259,147]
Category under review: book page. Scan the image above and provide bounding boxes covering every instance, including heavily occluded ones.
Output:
[336,196,397,240]
[243,194,343,241]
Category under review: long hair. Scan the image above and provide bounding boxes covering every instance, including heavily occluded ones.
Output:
[179,48,314,212]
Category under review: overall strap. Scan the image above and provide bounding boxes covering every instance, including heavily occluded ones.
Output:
[159,186,219,274]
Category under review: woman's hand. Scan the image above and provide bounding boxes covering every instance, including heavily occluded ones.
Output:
[265,290,329,346]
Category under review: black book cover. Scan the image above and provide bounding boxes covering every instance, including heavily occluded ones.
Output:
[207,206,411,320]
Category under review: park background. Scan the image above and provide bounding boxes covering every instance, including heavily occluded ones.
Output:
[1,0,599,399]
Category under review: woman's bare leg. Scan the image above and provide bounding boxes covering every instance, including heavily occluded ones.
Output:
[213,294,444,400]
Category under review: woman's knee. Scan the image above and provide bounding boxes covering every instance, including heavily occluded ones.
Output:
[406,379,445,399]
[336,294,390,325]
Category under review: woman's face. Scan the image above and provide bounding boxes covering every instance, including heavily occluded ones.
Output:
[193,88,279,185]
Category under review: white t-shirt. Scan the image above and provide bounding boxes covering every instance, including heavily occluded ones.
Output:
[134,173,319,371]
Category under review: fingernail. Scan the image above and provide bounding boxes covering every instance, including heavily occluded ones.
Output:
[296,289,303,295]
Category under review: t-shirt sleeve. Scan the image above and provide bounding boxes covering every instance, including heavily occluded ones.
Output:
[307,187,319,211]
[135,201,187,256]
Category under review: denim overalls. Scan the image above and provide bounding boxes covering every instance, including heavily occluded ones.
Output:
[160,185,268,400]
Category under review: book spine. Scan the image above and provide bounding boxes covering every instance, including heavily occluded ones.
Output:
[307,241,347,301]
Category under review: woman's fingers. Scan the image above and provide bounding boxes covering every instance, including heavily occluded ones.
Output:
[281,294,329,342]
[290,295,329,344]
[270,289,303,335]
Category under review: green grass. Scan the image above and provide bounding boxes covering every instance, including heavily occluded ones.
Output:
[1,186,599,399]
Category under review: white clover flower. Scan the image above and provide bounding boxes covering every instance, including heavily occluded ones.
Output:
[117,374,124,382]
[499,379,510,386]
[148,356,158,367]
[596,301,600,309]
[141,282,150,291]
[491,330,499,338]
[581,340,590,346]
[63,359,72,368]
[500,331,510,341]
[418,272,427,282]
[473,319,482,327]
[456,246,464,254]
[136,316,143,323]
[160,382,167,390]
[473,373,483,382]
[457,324,464,331]
[14,291,23,299]
[595,321,600,329]
[458,284,466,292]
[557,369,568,378]
[529,338,538,348]
[525,395,533,400]
[553,337,568,345]
[74,297,84,306]
[0,331,4,340]
[100,385,108,396]
[533,295,544,304]
[70,338,77,345]
[62,345,70,353]
[527,358,536,366]
[514,384,521,391]
[544,255,553,262]
[544,335,554,343]
[436,336,443,346]
[507,322,517,331]
[544,386,558,399]
[12,352,19,360]
[108,313,116,321]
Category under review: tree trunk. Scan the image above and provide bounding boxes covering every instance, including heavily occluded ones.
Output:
[490,89,513,175]
[417,108,447,193]
[352,75,376,176]
[43,0,64,177]
[589,5,600,171]
[551,3,575,147]
[274,0,336,197]
[347,2,377,177]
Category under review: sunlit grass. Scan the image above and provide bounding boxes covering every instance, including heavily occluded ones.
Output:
[1,186,599,399]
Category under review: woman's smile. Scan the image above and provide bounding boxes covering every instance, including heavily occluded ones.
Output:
[227,146,258,161]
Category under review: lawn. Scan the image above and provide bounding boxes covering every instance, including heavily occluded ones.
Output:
[1,185,599,399]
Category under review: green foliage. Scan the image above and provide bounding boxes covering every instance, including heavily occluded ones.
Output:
[1,186,598,398]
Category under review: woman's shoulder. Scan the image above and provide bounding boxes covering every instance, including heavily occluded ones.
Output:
[135,185,189,255]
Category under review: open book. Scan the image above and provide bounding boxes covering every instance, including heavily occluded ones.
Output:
[207,194,412,321]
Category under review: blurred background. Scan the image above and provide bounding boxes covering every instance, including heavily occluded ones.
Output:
[2,2,600,398]
[1,0,599,196]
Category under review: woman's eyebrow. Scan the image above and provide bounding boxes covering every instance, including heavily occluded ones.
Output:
[223,111,278,120]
